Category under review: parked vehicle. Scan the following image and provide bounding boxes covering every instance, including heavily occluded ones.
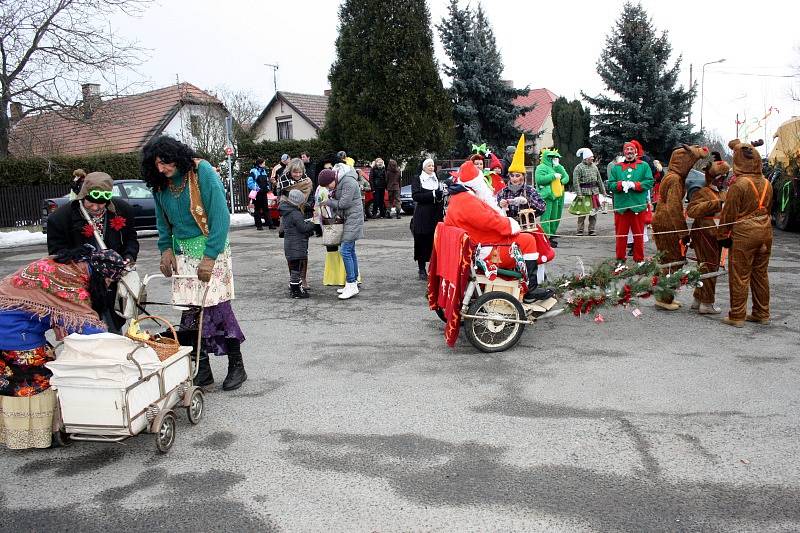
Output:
[41,179,156,234]
[248,190,280,224]
[768,116,800,231]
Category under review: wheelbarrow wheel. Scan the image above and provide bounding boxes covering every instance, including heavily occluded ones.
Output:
[155,411,176,453]
[186,388,205,425]
[435,308,447,323]
[50,430,72,448]
[464,291,526,353]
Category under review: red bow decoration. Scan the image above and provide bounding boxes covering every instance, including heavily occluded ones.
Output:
[110,216,126,231]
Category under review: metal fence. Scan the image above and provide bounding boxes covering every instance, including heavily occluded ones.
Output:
[0,183,71,228]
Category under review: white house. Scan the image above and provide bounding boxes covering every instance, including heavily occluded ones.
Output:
[250,91,329,142]
[9,82,228,156]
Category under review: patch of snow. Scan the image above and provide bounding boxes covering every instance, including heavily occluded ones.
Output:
[0,229,47,249]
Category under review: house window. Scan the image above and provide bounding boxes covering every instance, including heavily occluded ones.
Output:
[277,117,293,140]
[190,115,202,137]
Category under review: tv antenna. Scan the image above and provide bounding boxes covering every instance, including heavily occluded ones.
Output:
[265,63,279,94]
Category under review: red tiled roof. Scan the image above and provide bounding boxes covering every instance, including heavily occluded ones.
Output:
[514,88,558,135]
[9,83,223,156]
[252,91,329,132]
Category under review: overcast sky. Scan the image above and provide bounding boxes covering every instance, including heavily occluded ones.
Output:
[109,0,798,154]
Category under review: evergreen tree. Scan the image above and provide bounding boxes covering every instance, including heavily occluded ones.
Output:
[551,97,591,179]
[438,1,532,156]
[582,2,698,163]
[322,0,454,160]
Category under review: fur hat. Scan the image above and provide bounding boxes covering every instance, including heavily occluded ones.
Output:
[318,169,336,187]
[287,189,305,207]
[77,172,113,200]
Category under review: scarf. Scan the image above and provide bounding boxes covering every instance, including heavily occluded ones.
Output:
[0,258,104,332]
[419,171,439,191]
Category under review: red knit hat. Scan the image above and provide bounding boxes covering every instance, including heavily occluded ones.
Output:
[630,140,644,156]
[488,152,502,170]
[455,161,481,183]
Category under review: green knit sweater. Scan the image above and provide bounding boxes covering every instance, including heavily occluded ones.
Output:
[154,160,230,259]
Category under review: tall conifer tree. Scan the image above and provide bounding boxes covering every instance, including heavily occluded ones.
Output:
[582,2,697,162]
[438,1,531,156]
[552,97,591,177]
[322,0,454,159]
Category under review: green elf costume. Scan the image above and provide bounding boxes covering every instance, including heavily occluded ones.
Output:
[535,148,570,243]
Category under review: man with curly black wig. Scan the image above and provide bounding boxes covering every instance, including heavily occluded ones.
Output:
[141,135,247,391]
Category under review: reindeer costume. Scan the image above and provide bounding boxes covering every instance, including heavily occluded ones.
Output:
[719,139,772,327]
[651,144,709,309]
[686,152,730,313]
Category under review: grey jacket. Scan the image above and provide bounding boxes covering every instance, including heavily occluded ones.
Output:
[279,202,315,260]
[326,170,364,242]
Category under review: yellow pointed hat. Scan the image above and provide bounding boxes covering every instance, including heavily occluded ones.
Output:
[508,134,526,173]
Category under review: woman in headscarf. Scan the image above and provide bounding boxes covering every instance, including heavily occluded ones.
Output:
[0,246,126,449]
[141,135,246,392]
[411,158,445,280]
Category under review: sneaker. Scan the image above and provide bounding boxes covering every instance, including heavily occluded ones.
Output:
[698,303,721,314]
[588,231,597,236]
[575,230,584,236]
[338,282,359,300]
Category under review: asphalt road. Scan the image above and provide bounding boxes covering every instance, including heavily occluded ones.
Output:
[1,214,799,532]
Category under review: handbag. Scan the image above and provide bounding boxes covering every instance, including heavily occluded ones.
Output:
[248,189,258,200]
[641,202,653,225]
[321,221,343,246]
[551,178,564,198]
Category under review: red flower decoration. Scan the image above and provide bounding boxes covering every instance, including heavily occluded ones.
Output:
[82,223,94,238]
[110,216,126,231]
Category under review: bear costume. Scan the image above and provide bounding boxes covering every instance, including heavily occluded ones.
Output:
[686,152,730,313]
[718,139,772,327]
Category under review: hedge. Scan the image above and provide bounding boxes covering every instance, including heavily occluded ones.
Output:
[0,152,142,186]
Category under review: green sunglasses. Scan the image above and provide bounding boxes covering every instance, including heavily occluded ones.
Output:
[87,190,113,201]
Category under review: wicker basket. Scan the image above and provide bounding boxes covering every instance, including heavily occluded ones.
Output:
[125,315,181,361]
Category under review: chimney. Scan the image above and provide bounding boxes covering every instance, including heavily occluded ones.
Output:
[9,102,22,123]
[323,89,332,97]
[501,80,514,88]
[81,83,101,118]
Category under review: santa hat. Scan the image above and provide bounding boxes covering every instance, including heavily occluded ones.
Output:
[488,152,502,171]
[508,134,526,174]
[454,160,481,184]
[576,147,594,160]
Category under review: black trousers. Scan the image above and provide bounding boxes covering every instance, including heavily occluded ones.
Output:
[371,187,387,217]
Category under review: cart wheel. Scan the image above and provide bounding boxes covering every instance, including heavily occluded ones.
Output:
[186,389,205,425]
[435,308,447,323]
[155,411,176,453]
[464,291,526,353]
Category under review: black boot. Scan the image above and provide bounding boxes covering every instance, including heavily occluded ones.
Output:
[290,282,305,299]
[194,350,214,387]
[222,339,247,391]
[523,260,554,303]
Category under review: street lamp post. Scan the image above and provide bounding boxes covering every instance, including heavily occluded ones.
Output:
[700,58,726,132]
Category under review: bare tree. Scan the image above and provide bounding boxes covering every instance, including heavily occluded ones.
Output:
[212,86,262,139]
[0,0,151,158]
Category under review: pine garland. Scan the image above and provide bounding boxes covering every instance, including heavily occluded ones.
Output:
[544,255,702,316]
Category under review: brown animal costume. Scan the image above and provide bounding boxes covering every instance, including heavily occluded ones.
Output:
[718,139,772,327]
[651,144,709,309]
[686,152,730,313]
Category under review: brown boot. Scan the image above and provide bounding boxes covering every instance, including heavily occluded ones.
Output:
[722,317,745,328]
[746,315,770,325]
[655,299,680,311]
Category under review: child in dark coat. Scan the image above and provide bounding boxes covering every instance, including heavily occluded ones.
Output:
[279,189,316,298]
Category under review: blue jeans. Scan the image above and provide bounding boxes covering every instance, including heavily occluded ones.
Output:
[340,240,359,283]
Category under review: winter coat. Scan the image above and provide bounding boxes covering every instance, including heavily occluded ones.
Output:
[279,202,315,260]
[46,199,139,260]
[370,166,387,189]
[410,173,444,235]
[325,170,364,242]
[385,167,401,191]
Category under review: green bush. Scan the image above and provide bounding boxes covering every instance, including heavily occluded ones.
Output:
[0,152,142,185]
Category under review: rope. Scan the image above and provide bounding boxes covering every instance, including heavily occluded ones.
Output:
[540,214,769,239]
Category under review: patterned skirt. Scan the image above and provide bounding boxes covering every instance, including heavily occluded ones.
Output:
[0,345,56,449]
[172,235,244,355]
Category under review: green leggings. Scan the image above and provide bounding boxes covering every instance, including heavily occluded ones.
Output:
[540,197,564,236]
